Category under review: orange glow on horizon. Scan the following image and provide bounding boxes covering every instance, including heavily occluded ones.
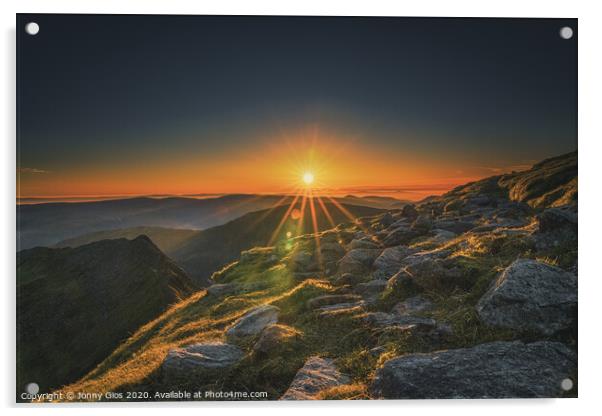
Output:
[17,127,519,202]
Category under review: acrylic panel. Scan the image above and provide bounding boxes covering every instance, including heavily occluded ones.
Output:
[16,14,577,402]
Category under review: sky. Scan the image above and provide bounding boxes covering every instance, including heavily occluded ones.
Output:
[17,15,577,200]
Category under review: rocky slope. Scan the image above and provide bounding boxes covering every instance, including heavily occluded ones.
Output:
[17,236,196,395]
[47,151,577,401]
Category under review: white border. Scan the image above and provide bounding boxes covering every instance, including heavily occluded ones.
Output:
[2,1,601,415]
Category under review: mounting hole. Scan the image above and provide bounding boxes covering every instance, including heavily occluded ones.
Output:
[559,26,573,40]
[25,22,40,36]
[560,378,574,391]
[25,382,39,395]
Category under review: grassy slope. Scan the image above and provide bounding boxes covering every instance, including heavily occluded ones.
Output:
[17,236,196,394]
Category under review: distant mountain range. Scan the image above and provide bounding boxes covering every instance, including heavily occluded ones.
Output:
[18,194,405,250]
[56,201,386,286]
[17,236,195,394]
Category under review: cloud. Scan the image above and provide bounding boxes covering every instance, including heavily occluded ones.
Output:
[19,167,51,174]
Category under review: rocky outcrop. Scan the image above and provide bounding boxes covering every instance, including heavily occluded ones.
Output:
[281,357,350,400]
[226,305,280,338]
[162,342,243,379]
[477,259,577,335]
[371,341,576,399]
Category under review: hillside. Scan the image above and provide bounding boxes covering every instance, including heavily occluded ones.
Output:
[43,152,577,401]
[18,194,404,251]
[17,194,288,250]
[55,226,199,254]
[170,202,385,285]
[17,236,196,395]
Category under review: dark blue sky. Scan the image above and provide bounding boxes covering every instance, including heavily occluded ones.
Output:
[17,14,577,196]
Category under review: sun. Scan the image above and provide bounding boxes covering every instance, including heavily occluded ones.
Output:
[302,171,315,185]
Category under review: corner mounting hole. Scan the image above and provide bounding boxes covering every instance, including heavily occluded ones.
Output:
[561,378,574,391]
[559,26,573,40]
[25,22,39,36]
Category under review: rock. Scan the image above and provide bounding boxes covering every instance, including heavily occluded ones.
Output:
[378,212,395,228]
[206,283,236,297]
[354,279,388,296]
[392,295,433,315]
[319,242,346,264]
[382,226,417,247]
[253,324,300,354]
[240,247,278,266]
[371,341,576,399]
[334,272,368,286]
[289,250,318,273]
[318,301,365,315]
[476,259,577,335]
[387,269,416,293]
[337,248,381,275]
[363,312,437,330]
[402,252,477,292]
[537,207,577,232]
[411,215,432,233]
[348,238,380,250]
[307,294,362,310]
[432,220,476,234]
[281,357,351,400]
[372,246,415,280]
[226,305,280,337]
[427,229,457,245]
[401,204,419,220]
[162,342,243,379]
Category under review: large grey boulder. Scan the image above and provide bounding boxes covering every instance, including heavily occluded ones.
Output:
[337,248,381,275]
[226,305,280,337]
[162,342,243,379]
[372,246,415,280]
[280,357,350,400]
[371,341,575,399]
[476,259,577,335]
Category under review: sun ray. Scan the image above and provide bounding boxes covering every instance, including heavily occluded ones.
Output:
[268,193,301,246]
[308,190,324,271]
[326,196,382,245]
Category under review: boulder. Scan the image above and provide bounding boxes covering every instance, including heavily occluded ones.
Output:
[206,283,236,297]
[372,246,415,280]
[382,226,417,247]
[427,229,457,245]
[392,295,433,315]
[432,220,476,234]
[319,241,346,264]
[476,259,577,335]
[401,204,419,220]
[253,324,300,354]
[226,305,280,338]
[537,207,577,232]
[337,248,381,275]
[162,342,243,379]
[354,279,388,296]
[363,312,437,330]
[334,272,368,286]
[371,341,576,399]
[307,294,362,310]
[289,250,318,273]
[348,238,380,250]
[280,357,350,400]
[410,215,433,233]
